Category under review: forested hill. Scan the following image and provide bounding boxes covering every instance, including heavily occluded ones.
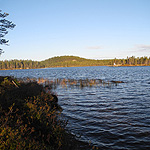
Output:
[0,55,150,70]
[41,56,106,68]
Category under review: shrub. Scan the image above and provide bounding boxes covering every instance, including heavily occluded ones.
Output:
[0,76,66,150]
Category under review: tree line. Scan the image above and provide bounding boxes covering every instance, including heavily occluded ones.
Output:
[0,56,150,70]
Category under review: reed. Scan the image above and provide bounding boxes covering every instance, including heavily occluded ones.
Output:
[35,77,124,90]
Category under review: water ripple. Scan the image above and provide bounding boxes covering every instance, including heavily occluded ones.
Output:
[1,66,150,149]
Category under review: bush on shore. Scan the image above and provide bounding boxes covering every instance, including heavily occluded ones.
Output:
[0,76,72,150]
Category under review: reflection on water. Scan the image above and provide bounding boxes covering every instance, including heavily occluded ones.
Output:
[0,66,150,149]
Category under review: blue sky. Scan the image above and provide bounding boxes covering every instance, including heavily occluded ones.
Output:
[0,0,150,61]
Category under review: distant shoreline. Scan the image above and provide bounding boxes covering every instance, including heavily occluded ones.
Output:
[1,55,150,70]
[0,64,150,71]
[108,64,150,67]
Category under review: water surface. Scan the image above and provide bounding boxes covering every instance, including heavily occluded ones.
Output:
[1,66,150,149]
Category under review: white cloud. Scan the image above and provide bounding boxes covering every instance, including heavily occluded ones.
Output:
[135,44,150,52]
[86,46,102,50]
[129,44,150,53]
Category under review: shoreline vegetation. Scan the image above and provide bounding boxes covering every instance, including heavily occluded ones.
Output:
[0,55,150,70]
[0,76,99,150]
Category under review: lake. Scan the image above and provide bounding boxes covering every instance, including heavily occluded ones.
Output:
[0,66,150,149]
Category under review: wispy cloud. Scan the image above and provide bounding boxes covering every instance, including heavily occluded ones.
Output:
[133,44,150,52]
[86,46,102,50]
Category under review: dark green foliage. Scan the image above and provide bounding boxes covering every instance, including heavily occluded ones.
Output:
[0,10,16,55]
[0,59,43,70]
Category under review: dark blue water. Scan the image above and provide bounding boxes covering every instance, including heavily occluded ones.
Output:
[1,66,150,149]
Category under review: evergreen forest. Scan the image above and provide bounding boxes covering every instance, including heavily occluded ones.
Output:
[0,56,150,70]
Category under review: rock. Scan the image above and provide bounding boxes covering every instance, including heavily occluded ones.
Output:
[111,80,124,83]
